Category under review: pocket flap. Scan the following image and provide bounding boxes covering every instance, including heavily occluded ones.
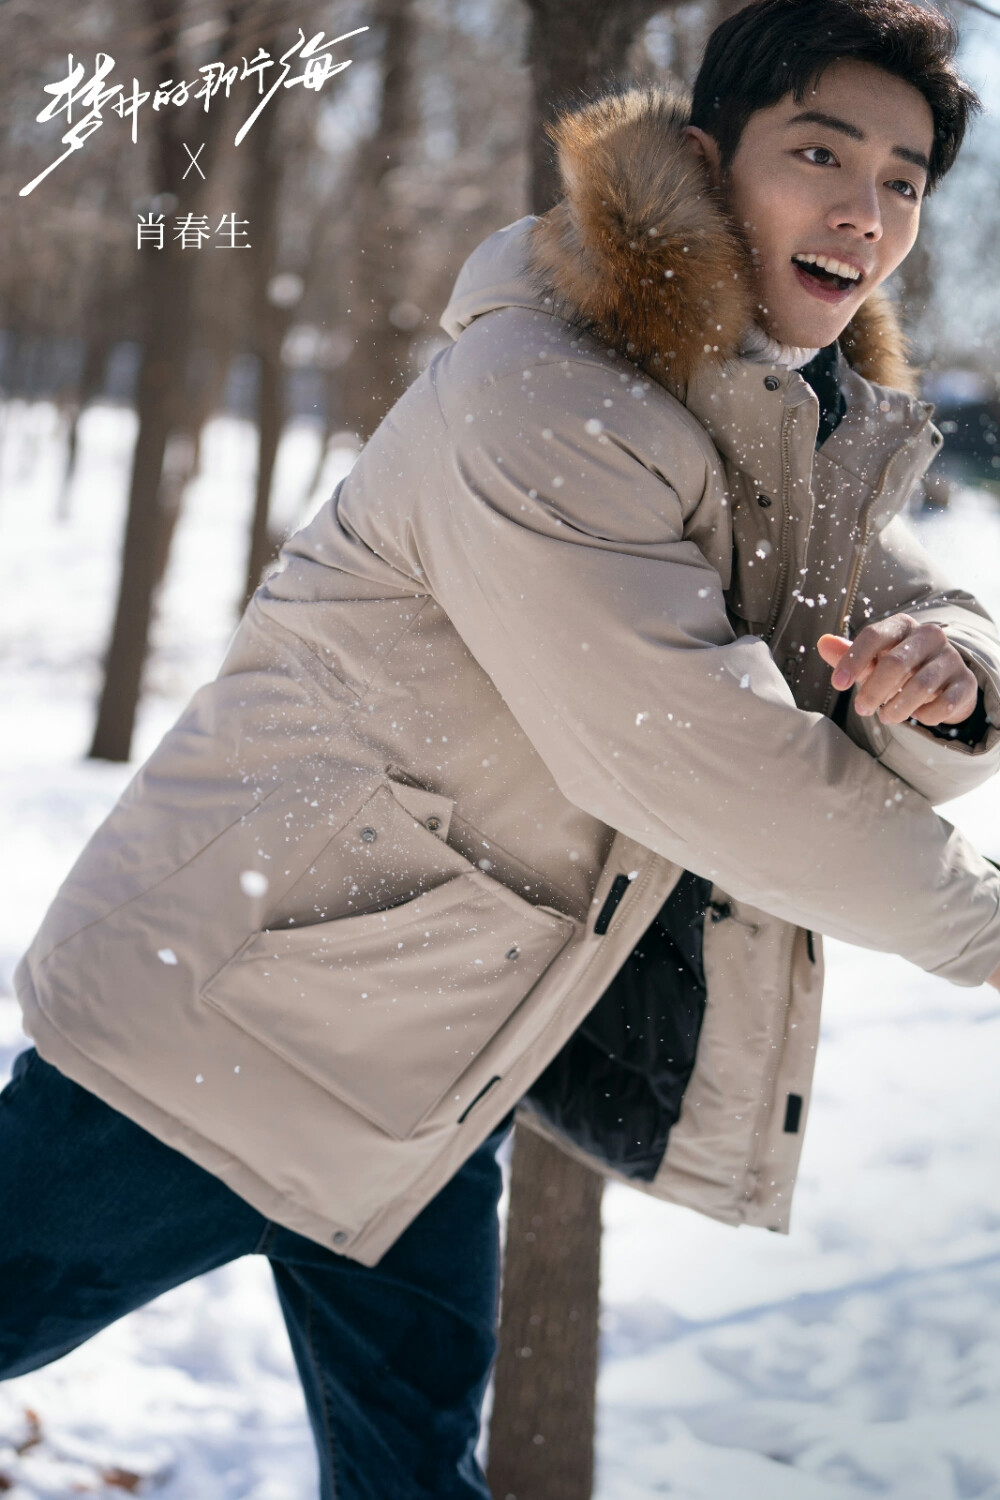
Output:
[384,776,455,840]
[201,870,575,1139]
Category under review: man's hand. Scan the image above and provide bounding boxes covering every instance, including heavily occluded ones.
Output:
[817,615,979,727]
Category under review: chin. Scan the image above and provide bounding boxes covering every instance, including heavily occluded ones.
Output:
[756,272,863,350]
[761,313,848,350]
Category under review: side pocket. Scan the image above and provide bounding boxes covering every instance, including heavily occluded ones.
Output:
[201,869,576,1140]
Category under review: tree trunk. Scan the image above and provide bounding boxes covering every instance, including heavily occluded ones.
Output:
[87,214,195,762]
[56,326,112,523]
[338,0,420,445]
[487,1127,604,1500]
[523,0,667,214]
[487,9,667,1496]
[240,79,287,610]
[88,0,245,762]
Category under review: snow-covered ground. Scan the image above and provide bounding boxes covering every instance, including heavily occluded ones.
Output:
[2,398,1000,1498]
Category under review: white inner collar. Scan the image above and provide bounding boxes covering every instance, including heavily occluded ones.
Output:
[738,321,821,370]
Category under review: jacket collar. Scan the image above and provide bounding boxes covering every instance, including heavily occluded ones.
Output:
[523,85,919,400]
[683,349,940,518]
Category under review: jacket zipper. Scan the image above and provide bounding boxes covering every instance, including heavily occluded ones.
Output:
[836,499,877,638]
[819,513,873,719]
[763,406,794,643]
[820,446,911,715]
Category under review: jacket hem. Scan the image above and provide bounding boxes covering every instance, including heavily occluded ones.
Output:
[515,1108,748,1227]
[15,968,364,1259]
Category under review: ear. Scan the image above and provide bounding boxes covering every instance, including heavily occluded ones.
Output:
[682,125,722,187]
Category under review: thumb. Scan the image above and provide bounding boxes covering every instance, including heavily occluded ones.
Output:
[817,633,851,668]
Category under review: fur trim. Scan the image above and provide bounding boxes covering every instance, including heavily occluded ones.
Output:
[839,287,917,394]
[526,85,917,396]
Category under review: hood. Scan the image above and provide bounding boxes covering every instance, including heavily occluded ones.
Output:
[439,218,551,340]
[440,85,917,397]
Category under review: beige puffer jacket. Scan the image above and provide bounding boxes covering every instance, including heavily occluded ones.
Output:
[16,88,1000,1264]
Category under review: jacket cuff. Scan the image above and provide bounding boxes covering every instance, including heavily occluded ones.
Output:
[943,627,1000,737]
[841,634,1000,806]
[927,878,1000,986]
[926,688,989,748]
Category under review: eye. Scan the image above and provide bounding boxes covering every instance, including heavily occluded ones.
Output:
[888,179,919,201]
[799,145,838,167]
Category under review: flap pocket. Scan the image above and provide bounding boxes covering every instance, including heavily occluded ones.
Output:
[201,870,576,1139]
[384,775,455,841]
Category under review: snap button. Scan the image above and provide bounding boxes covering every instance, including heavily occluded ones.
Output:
[756,493,772,508]
[360,827,377,843]
[505,947,520,961]
[332,1230,348,1246]
[425,815,442,832]
[763,375,781,392]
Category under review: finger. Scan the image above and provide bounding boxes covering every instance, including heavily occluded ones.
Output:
[908,673,979,727]
[830,615,914,690]
[854,633,939,716]
[817,634,851,669]
[875,657,954,724]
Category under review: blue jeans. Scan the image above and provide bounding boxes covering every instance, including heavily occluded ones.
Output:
[0,1046,513,1499]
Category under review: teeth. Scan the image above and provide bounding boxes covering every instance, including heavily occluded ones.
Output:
[793,253,861,282]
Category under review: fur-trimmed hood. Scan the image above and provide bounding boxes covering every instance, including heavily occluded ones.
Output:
[442,86,917,397]
[529,86,916,394]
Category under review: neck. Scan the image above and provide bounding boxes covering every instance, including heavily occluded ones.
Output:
[738,321,821,369]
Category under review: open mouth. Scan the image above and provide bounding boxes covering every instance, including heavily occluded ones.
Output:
[790,253,863,293]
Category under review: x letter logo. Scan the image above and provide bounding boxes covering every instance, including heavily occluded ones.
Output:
[182,142,206,180]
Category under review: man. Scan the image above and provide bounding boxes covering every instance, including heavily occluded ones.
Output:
[3,0,999,1495]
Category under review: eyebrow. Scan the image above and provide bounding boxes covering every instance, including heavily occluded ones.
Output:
[783,109,931,173]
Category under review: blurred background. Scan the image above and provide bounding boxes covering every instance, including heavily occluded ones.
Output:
[2,2,1000,1497]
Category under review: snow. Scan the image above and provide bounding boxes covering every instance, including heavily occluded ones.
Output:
[3,399,1000,1496]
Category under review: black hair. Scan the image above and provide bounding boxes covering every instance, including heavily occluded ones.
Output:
[690,0,981,193]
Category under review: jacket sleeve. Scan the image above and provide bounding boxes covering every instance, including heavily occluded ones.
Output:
[837,511,1000,805]
[402,356,1000,986]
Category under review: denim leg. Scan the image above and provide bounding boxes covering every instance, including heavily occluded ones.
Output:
[0,1047,267,1378]
[268,1114,514,1500]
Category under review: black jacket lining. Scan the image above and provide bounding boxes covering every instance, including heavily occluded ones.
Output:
[523,871,712,1181]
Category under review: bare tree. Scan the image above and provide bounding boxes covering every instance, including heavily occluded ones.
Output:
[338,0,420,444]
[88,0,251,762]
[488,1128,605,1500]
[238,1,367,605]
[240,56,290,609]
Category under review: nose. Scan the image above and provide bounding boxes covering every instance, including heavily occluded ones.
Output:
[827,179,883,242]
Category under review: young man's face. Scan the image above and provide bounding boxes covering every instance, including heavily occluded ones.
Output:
[686,59,935,349]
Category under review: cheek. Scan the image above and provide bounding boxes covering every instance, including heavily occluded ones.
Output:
[881,210,920,277]
[728,171,808,261]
